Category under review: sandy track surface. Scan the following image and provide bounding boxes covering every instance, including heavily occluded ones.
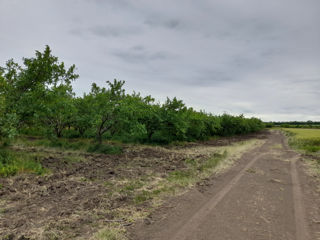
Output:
[129,131,320,240]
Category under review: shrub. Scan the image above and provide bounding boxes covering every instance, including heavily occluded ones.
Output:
[0,148,46,177]
[87,143,123,154]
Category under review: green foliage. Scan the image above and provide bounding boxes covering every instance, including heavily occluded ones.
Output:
[152,97,188,143]
[1,45,265,149]
[72,97,94,137]
[273,121,320,129]
[0,70,18,141]
[87,143,123,155]
[88,79,126,143]
[0,148,46,177]
[37,85,76,138]
[218,114,264,136]
[0,46,78,138]
[265,122,275,128]
[0,112,18,142]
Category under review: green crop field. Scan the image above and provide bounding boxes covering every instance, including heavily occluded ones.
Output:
[283,128,320,139]
[283,128,320,153]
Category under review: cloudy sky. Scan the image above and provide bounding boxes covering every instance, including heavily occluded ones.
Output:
[0,0,319,121]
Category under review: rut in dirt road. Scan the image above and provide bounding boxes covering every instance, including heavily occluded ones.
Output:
[130,131,314,240]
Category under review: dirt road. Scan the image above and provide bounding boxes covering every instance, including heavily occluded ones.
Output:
[129,131,320,240]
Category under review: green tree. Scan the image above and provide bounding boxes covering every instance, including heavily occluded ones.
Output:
[150,97,188,143]
[36,85,76,138]
[89,79,125,143]
[0,46,78,137]
[1,46,266,145]
[72,96,95,137]
[0,65,18,141]
[114,93,157,142]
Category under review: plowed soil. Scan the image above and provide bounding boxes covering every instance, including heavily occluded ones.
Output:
[0,132,267,240]
[129,131,320,240]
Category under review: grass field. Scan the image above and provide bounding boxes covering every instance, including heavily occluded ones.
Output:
[283,128,320,139]
[283,128,320,153]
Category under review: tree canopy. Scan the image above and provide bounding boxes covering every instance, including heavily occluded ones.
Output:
[0,46,265,143]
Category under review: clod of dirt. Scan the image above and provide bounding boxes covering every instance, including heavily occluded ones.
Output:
[144,218,152,225]
[18,236,31,240]
[2,234,14,240]
[246,168,256,174]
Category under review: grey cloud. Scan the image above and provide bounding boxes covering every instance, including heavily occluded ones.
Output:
[112,48,171,63]
[0,0,319,121]
[69,28,83,36]
[88,25,142,38]
[131,45,145,51]
[144,18,182,30]
[187,69,233,86]
[164,19,180,29]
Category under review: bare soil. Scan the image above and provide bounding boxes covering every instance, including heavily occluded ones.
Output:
[0,132,266,240]
[129,131,320,240]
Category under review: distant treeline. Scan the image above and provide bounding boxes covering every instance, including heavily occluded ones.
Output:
[265,121,320,129]
[0,46,265,144]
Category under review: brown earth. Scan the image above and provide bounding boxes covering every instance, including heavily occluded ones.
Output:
[2,131,319,240]
[0,132,266,240]
[129,131,320,240]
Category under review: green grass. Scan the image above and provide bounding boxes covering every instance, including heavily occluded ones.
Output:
[283,128,320,139]
[63,154,86,163]
[283,128,320,154]
[17,136,90,150]
[167,169,196,187]
[0,148,47,177]
[94,227,127,240]
[16,136,123,155]
[86,143,123,155]
[133,186,175,204]
[122,180,144,192]
[133,151,228,204]
[199,152,227,172]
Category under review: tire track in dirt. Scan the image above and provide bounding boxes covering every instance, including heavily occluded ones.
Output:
[283,132,310,240]
[130,131,315,240]
[290,156,310,240]
[170,151,268,240]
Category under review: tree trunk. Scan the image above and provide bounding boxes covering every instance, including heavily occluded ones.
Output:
[57,130,62,138]
[79,128,85,137]
[148,130,154,141]
[95,131,102,144]
[54,124,63,138]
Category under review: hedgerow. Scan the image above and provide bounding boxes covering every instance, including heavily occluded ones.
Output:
[0,46,265,145]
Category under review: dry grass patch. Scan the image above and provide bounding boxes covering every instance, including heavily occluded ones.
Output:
[0,135,266,240]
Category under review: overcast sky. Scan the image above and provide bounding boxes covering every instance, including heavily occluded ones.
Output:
[0,0,319,121]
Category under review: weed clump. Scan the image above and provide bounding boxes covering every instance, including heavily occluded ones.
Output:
[87,143,123,155]
[0,148,46,177]
[290,138,320,153]
[34,138,84,150]
[95,227,127,240]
